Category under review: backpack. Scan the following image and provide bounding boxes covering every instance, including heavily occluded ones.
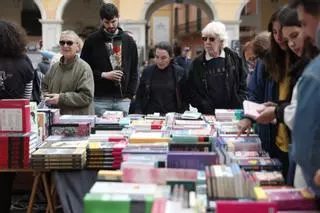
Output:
[31,69,42,104]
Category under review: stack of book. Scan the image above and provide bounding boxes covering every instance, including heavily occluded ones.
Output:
[0,133,36,169]
[86,141,126,169]
[121,167,198,186]
[170,128,214,152]
[102,111,124,120]
[129,132,170,144]
[215,109,243,121]
[215,121,240,135]
[216,135,262,152]
[254,187,318,211]
[31,147,86,169]
[167,152,218,170]
[172,119,208,130]
[131,119,165,132]
[121,143,168,168]
[228,151,270,164]
[95,117,123,131]
[84,182,170,213]
[89,133,127,143]
[238,158,282,171]
[59,115,96,133]
[205,164,246,199]
[97,170,123,182]
[50,122,91,137]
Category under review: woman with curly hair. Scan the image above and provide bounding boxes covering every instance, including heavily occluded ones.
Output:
[0,19,34,213]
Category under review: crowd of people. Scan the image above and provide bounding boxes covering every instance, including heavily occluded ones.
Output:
[0,0,320,212]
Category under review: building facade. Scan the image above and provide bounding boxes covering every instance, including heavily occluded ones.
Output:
[0,0,286,59]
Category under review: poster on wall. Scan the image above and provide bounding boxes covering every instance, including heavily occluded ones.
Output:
[153,16,170,43]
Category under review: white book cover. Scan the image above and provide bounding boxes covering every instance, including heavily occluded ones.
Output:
[90,182,158,195]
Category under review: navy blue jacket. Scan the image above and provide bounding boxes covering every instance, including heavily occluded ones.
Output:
[247,59,278,156]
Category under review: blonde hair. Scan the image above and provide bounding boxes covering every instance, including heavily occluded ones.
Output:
[252,31,271,59]
[60,30,83,52]
[201,21,228,47]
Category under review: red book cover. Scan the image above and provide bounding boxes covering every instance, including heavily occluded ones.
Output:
[0,99,30,133]
[216,201,277,213]
[0,134,30,168]
[151,120,163,130]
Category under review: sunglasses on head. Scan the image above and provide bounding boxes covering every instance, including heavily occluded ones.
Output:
[59,40,74,46]
[202,37,215,42]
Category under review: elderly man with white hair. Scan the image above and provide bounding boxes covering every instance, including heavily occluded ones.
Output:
[187,21,247,114]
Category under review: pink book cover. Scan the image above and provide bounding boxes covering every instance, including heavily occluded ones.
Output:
[216,201,277,213]
[265,188,317,210]
[151,198,167,213]
[122,167,197,184]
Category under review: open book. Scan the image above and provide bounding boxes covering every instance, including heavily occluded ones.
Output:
[243,100,265,120]
[243,100,276,123]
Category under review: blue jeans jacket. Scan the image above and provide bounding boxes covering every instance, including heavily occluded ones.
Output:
[292,55,320,196]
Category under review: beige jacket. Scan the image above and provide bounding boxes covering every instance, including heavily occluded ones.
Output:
[43,56,95,115]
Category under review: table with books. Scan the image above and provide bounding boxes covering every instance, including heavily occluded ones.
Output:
[0,99,319,213]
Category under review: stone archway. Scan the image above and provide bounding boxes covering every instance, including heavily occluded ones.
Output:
[61,0,102,35]
[33,0,47,20]
[141,0,215,21]
[121,0,216,60]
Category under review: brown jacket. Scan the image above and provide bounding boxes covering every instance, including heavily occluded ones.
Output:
[42,56,95,115]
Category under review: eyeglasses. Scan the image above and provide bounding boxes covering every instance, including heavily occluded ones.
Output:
[59,40,74,46]
[202,37,215,42]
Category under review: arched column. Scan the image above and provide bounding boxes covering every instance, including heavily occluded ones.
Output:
[120,0,216,60]
[212,0,249,49]
[33,0,47,20]
[40,19,63,50]
[55,0,70,20]
[36,0,69,50]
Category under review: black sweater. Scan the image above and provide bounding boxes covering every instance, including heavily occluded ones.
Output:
[81,27,138,99]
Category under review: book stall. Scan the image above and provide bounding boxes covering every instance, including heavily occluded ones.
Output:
[0,99,319,213]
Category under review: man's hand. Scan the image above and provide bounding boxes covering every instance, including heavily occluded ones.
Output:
[237,118,252,137]
[256,106,276,124]
[45,93,60,105]
[102,70,123,82]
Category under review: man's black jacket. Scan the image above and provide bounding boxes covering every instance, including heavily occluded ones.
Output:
[187,47,247,114]
[81,27,138,99]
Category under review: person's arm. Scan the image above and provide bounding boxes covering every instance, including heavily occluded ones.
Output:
[237,60,267,135]
[58,66,94,108]
[283,84,299,130]
[126,39,139,99]
[247,60,266,103]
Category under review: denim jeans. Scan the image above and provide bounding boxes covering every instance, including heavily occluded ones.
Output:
[94,97,131,116]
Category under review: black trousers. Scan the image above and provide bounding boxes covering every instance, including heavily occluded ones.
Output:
[0,173,15,213]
